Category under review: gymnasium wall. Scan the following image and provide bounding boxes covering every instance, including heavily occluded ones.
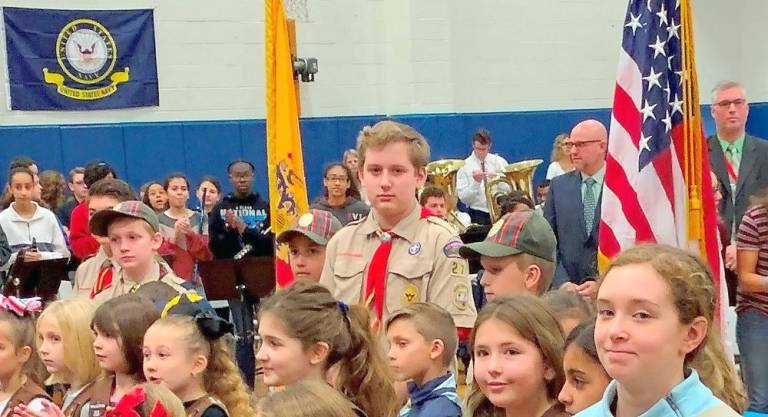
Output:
[0,0,766,197]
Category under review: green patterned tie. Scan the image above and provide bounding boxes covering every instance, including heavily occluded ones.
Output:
[584,177,597,233]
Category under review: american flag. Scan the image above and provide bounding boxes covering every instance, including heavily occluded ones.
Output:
[598,0,726,323]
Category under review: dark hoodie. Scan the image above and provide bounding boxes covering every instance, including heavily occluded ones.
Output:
[208,192,273,259]
[310,196,370,225]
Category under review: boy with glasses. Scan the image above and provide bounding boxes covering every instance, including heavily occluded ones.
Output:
[456,129,509,225]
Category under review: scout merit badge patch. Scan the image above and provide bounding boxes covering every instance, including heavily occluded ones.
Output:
[3,7,159,110]
[453,283,469,311]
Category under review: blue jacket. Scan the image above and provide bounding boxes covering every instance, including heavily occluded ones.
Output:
[399,373,461,417]
[576,370,739,417]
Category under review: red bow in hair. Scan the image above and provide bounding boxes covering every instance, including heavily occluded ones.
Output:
[0,295,42,317]
[107,386,170,417]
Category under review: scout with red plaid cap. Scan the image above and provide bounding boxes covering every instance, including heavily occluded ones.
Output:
[277,209,343,282]
[276,209,343,246]
[460,210,556,298]
[88,201,189,305]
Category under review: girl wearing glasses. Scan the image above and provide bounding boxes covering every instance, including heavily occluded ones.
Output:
[311,162,369,225]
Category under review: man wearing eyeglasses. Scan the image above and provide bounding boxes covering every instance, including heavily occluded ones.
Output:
[543,119,607,299]
[708,81,768,244]
[456,129,509,225]
[208,159,272,388]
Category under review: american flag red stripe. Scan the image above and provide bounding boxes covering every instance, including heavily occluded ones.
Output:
[599,0,726,325]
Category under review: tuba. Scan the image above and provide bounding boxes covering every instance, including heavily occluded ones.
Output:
[484,159,543,222]
[424,159,467,233]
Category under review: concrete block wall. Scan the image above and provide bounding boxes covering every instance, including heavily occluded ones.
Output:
[0,0,766,197]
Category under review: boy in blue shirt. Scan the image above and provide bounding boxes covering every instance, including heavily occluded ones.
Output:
[386,302,462,417]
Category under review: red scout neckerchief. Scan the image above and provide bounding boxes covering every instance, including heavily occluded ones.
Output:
[364,207,431,325]
[90,258,114,299]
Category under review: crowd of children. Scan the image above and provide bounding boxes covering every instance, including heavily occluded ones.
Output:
[0,119,760,417]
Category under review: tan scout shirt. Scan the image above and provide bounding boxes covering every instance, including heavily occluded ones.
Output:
[320,203,477,328]
[91,260,188,305]
[72,247,120,298]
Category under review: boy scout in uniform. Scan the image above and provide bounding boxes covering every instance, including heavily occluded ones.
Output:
[320,120,477,334]
[89,201,190,305]
[276,208,343,283]
[72,178,133,298]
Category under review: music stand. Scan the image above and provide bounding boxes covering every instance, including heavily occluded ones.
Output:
[198,256,276,344]
[3,257,69,301]
[234,256,276,299]
[198,259,240,301]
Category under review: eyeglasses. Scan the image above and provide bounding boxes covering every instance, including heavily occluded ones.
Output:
[713,99,747,109]
[326,176,348,183]
[562,140,602,150]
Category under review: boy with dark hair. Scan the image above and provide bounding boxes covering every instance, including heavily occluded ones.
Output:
[70,160,118,260]
[57,167,86,228]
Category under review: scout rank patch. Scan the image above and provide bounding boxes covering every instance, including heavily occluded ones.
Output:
[402,285,419,304]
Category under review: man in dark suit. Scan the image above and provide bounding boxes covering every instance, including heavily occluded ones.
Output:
[707,80,768,301]
[544,119,607,299]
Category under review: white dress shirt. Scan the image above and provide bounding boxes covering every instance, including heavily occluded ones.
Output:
[456,152,509,213]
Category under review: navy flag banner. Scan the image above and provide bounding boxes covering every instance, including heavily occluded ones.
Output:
[3,7,159,110]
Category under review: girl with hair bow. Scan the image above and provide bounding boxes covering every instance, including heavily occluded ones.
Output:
[142,294,251,417]
[0,295,50,417]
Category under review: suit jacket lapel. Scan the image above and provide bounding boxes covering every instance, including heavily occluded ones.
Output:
[735,135,757,197]
[708,136,730,193]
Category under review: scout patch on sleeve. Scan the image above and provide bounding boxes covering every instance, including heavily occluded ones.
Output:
[442,240,463,258]
[453,283,470,311]
[450,260,467,276]
[402,285,419,304]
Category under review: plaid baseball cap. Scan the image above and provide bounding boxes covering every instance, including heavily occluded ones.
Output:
[459,210,556,261]
[276,209,343,246]
[89,200,161,237]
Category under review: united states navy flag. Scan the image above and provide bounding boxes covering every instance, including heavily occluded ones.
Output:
[3,8,159,110]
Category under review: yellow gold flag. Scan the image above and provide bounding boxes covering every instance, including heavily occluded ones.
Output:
[265,0,308,287]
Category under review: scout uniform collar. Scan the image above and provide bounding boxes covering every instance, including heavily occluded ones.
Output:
[358,201,422,242]
[120,261,171,292]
